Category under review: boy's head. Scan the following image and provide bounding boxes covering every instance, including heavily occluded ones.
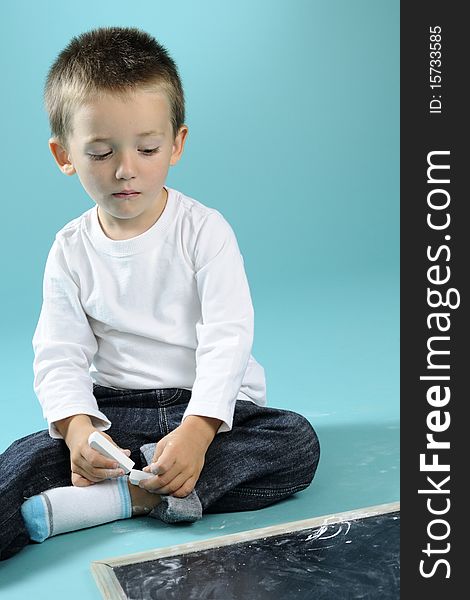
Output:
[44,27,188,236]
[44,26,186,150]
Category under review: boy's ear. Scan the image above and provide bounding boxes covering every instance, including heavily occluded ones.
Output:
[170,125,189,167]
[48,138,76,176]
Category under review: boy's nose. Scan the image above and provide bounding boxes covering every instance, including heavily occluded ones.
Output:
[115,152,137,180]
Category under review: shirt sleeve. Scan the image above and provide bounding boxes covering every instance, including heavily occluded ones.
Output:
[181,211,254,434]
[32,237,111,439]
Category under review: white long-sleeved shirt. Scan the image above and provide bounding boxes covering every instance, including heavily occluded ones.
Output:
[32,186,267,439]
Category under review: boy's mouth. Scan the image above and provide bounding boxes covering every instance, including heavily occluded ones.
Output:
[113,191,140,198]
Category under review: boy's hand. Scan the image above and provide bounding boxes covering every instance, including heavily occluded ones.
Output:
[139,416,222,498]
[55,415,132,487]
[70,430,132,487]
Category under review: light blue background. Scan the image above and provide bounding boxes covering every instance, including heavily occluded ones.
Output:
[1,0,399,440]
[0,1,399,597]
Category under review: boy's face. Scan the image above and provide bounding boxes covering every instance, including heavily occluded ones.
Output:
[49,89,188,238]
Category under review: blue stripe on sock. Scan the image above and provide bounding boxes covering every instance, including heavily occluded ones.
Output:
[117,476,132,519]
[20,494,50,543]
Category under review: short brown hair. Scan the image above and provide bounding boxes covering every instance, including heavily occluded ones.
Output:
[44,26,185,149]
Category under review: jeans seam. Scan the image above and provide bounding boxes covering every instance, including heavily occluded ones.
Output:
[156,403,170,436]
[162,406,169,435]
[166,388,181,403]
[0,507,22,529]
[226,483,310,499]
[159,388,184,406]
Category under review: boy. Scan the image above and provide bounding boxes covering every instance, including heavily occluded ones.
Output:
[0,26,320,560]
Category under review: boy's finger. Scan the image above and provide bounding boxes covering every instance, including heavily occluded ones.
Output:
[84,446,124,470]
[143,439,177,474]
[71,472,96,487]
[110,441,131,457]
[151,441,165,465]
[140,461,180,491]
[99,434,132,458]
[96,466,125,478]
[171,479,196,498]
[152,462,183,489]
[144,471,187,495]
[143,462,160,474]
[82,462,125,481]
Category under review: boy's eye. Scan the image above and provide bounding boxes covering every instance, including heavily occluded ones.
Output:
[87,148,160,161]
[88,152,111,161]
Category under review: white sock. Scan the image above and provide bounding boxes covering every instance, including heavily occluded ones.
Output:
[20,476,132,542]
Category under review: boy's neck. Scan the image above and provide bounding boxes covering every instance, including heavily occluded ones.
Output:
[97,187,168,241]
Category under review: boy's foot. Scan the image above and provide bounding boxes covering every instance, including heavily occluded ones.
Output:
[20,476,160,542]
[127,477,162,516]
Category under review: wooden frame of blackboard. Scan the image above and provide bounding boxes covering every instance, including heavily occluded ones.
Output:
[90,500,399,599]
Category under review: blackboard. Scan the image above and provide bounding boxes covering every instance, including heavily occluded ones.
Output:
[91,501,399,600]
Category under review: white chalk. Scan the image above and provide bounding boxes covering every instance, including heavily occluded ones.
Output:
[129,469,155,486]
[88,432,135,474]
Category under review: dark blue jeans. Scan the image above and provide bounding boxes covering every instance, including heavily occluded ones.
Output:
[0,386,320,561]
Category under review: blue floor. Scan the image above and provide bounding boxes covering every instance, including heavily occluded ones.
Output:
[0,278,399,599]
